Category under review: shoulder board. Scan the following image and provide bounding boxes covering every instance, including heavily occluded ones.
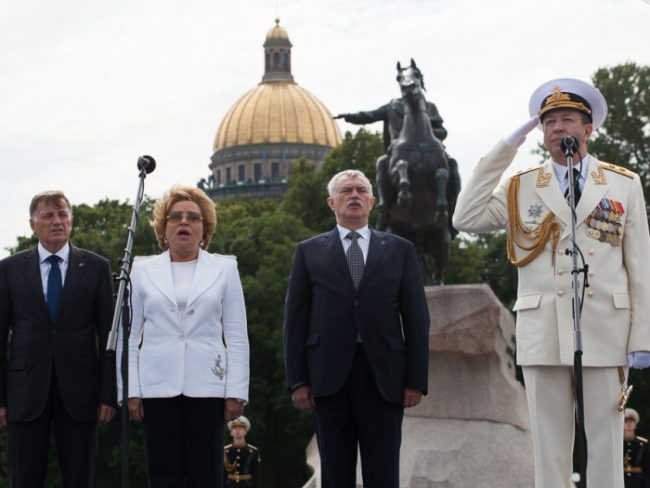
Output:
[224,444,233,449]
[247,444,258,450]
[600,162,635,179]
[514,166,540,176]
[638,436,648,443]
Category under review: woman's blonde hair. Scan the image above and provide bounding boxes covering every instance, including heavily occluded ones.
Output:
[152,185,217,250]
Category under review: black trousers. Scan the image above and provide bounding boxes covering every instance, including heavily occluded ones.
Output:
[8,370,97,488]
[313,345,404,488]
[142,395,225,488]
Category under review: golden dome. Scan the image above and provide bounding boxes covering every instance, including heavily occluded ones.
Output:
[213,81,342,151]
[266,18,289,40]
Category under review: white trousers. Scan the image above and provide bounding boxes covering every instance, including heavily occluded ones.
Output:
[522,366,624,488]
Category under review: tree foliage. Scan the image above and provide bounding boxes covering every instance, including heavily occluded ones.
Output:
[589,62,650,220]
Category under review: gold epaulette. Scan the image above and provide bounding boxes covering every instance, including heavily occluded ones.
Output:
[247,444,258,450]
[638,436,648,444]
[224,444,233,450]
[600,162,635,179]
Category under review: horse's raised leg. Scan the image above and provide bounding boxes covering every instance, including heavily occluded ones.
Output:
[434,167,449,229]
[394,159,411,205]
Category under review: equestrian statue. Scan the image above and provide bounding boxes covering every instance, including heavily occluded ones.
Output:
[336,59,461,284]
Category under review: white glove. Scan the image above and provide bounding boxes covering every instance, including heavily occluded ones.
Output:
[627,351,650,369]
[504,116,539,149]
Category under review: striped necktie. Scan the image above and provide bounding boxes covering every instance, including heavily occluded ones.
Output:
[564,168,582,205]
[346,231,364,289]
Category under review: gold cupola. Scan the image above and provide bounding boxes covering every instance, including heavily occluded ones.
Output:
[206,19,342,200]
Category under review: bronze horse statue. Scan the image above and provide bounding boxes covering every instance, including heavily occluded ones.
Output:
[380,59,451,284]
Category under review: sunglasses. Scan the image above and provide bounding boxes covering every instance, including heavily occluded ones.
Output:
[167,211,203,223]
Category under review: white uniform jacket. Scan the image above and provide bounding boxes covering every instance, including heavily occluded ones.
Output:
[117,249,249,401]
[453,141,650,366]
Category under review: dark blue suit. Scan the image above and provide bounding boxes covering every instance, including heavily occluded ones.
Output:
[0,245,115,487]
[284,228,430,487]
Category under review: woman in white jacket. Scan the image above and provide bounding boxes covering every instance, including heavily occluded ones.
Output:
[117,185,249,488]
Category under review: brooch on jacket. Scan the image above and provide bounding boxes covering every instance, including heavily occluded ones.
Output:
[211,355,225,379]
[585,198,624,246]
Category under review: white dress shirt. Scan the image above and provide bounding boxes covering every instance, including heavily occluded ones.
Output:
[552,154,589,195]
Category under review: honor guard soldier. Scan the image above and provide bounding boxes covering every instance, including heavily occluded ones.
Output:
[624,408,650,487]
[224,416,261,487]
[453,78,650,488]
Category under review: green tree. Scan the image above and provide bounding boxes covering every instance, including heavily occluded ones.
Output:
[590,62,650,221]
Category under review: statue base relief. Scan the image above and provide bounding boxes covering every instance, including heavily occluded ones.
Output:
[302,284,534,488]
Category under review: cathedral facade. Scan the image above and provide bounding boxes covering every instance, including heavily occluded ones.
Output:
[203,19,341,201]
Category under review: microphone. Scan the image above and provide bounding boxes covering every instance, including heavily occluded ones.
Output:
[137,155,156,174]
[560,135,579,156]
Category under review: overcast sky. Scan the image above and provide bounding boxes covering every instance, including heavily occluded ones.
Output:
[1,0,649,257]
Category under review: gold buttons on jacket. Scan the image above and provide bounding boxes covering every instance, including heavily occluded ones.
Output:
[588,249,595,256]
[557,270,566,276]
[557,290,566,297]
[588,291,594,298]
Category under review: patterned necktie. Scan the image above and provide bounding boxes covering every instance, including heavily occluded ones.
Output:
[345,231,364,289]
[46,255,62,320]
[564,168,581,205]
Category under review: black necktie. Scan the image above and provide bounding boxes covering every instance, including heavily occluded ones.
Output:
[345,232,364,289]
[46,255,62,320]
[565,168,581,205]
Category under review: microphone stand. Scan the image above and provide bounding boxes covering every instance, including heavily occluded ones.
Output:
[564,142,589,488]
[107,156,155,488]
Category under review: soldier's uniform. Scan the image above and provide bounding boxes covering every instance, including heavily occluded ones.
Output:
[624,436,650,488]
[223,442,261,487]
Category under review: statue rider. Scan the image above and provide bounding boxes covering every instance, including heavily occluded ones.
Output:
[335,73,460,235]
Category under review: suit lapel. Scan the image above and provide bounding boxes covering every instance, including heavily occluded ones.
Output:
[144,251,177,306]
[534,161,570,228]
[21,248,49,317]
[358,230,386,290]
[572,156,608,238]
[57,246,85,320]
[186,251,222,307]
[323,228,354,289]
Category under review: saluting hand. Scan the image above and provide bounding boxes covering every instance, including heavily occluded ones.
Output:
[504,115,540,149]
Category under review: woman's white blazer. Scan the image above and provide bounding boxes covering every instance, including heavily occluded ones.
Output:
[117,250,249,402]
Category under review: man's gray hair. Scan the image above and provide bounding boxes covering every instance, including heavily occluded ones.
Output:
[327,170,373,197]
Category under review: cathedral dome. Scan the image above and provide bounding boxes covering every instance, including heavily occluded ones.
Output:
[213,81,342,151]
[205,19,341,201]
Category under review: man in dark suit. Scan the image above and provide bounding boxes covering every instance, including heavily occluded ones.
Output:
[0,190,116,488]
[284,170,430,488]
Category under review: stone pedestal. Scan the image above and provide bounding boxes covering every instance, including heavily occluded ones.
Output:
[303,284,534,487]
